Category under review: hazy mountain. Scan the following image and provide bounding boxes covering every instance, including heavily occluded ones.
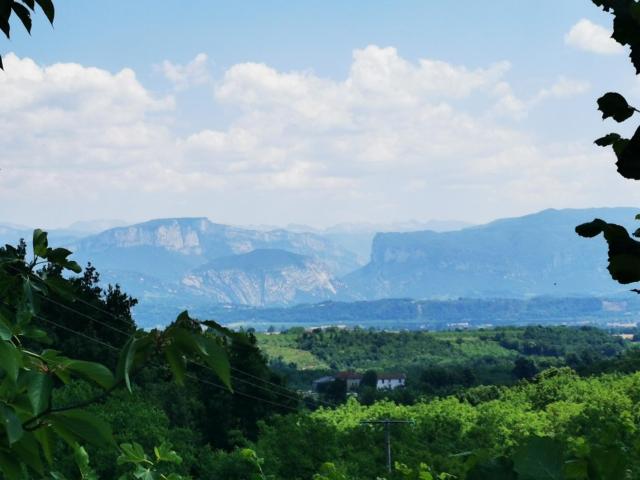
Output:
[72,217,359,275]
[182,249,338,306]
[5,208,640,328]
[342,207,639,300]
[66,219,128,234]
[282,219,471,263]
[0,224,85,247]
[61,218,356,317]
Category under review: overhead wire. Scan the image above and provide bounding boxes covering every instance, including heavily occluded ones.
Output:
[0,299,303,413]
[37,289,337,408]
[14,290,328,409]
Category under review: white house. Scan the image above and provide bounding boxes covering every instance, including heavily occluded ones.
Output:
[376,373,406,390]
[312,371,406,392]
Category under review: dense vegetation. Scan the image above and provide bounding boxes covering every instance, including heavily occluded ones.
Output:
[236,368,640,479]
[5,231,640,478]
[197,295,640,331]
[6,0,640,478]
[260,326,630,397]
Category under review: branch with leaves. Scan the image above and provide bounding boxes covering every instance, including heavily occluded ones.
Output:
[576,0,640,289]
[0,230,234,479]
[0,0,55,69]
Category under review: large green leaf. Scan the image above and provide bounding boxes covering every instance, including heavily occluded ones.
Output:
[115,335,151,392]
[198,335,232,389]
[0,340,22,381]
[0,314,13,341]
[12,431,43,475]
[576,219,640,284]
[73,443,98,480]
[117,442,148,465]
[615,125,640,179]
[48,410,113,448]
[154,443,182,464]
[34,425,55,465]
[22,370,52,415]
[11,2,31,34]
[32,229,48,258]
[598,92,636,122]
[164,343,186,386]
[169,328,231,389]
[0,404,24,445]
[64,360,115,390]
[34,0,54,23]
[594,132,622,146]
[116,336,138,392]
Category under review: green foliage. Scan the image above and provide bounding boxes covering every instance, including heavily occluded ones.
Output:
[243,368,640,478]
[52,441,186,480]
[578,0,640,284]
[117,442,185,480]
[264,326,625,401]
[0,231,233,478]
[0,0,55,69]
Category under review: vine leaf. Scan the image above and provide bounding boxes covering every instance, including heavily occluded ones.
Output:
[11,2,32,34]
[34,0,54,24]
[615,125,640,179]
[576,218,640,284]
[595,133,622,146]
[597,92,636,122]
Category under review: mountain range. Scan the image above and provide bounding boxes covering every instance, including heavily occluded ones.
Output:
[1,207,638,327]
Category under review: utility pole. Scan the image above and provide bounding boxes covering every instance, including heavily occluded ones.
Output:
[360,419,413,473]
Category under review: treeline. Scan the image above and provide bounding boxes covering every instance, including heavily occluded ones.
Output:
[199,295,637,330]
[214,368,640,479]
[264,325,628,399]
[23,256,301,479]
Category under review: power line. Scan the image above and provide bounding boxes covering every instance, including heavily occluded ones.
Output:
[40,293,310,405]
[35,288,337,409]
[0,300,302,413]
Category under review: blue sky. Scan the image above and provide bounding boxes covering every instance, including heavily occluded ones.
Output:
[2,0,640,228]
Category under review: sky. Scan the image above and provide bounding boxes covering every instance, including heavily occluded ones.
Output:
[2,0,640,229]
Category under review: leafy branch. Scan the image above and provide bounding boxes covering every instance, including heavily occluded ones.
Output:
[0,0,55,69]
[576,0,640,290]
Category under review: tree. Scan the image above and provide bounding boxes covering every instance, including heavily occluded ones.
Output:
[513,356,538,380]
[0,230,233,478]
[324,378,347,404]
[360,370,377,389]
[0,0,55,69]
[576,0,640,288]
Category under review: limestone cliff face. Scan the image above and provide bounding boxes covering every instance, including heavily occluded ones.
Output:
[70,218,350,308]
[342,207,639,300]
[75,217,358,276]
[182,249,338,306]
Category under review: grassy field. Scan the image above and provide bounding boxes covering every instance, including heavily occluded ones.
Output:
[256,332,329,369]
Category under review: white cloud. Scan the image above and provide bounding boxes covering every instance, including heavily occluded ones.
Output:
[160,53,211,90]
[565,19,624,55]
[0,49,630,229]
[490,76,590,119]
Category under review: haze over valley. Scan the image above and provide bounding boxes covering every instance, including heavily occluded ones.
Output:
[2,207,637,328]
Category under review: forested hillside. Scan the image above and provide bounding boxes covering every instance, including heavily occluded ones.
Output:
[2,232,640,478]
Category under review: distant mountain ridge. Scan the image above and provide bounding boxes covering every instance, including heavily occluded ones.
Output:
[342,207,639,299]
[64,217,355,311]
[3,208,639,327]
[182,249,338,306]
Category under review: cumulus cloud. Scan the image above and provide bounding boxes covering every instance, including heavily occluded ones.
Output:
[160,53,211,90]
[565,19,624,55]
[0,49,628,228]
